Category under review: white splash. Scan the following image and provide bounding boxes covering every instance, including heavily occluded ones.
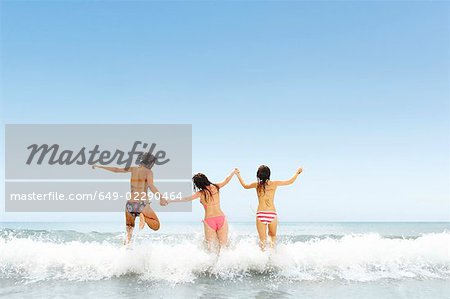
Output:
[0,232,449,283]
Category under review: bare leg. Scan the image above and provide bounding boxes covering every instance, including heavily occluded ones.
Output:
[139,213,145,230]
[267,218,278,249]
[256,218,267,251]
[125,226,134,245]
[216,219,229,252]
[125,211,135,245]
[142,205,160,231]
[203,221,219,253]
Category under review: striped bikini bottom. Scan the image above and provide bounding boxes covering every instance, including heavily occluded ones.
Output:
[256,211,277,225]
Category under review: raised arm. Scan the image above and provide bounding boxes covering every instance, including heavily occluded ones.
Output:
[216,170,235,188]
[235,168,257,189]
[92,165,131,173]
[273,167,303,186]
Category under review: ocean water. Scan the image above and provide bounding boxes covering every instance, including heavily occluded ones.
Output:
[0,222,449,299]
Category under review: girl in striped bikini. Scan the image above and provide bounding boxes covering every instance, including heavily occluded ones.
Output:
[235,165,302,250]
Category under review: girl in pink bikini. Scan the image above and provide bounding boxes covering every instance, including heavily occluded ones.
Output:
[167,170,235,251]
[235,165,302,250]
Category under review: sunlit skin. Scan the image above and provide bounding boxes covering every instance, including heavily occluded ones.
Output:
[166,170,235,253]
[235,167,302,250]
[92,164,165,244]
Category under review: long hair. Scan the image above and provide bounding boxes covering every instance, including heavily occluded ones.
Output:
[192,173,219,203]
[256,165,271,205]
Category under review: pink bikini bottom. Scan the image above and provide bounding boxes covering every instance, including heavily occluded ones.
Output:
[204,215,226,231]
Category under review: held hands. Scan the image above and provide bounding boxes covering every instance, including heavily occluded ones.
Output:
[234,168,240,176]
[160,197,169,206]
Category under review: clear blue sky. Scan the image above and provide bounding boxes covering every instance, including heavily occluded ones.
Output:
[1,1,449,222]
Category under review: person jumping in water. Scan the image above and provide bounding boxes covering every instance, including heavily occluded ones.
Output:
[166,170,235,252]
[235,165,302,250]
[92,153,165,245]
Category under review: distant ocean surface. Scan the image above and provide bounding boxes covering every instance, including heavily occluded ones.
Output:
[0,222,449,299]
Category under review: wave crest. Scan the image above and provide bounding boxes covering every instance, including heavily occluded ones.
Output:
[0,232,449,283]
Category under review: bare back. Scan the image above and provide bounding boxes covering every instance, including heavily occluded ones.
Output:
[200,185,224,218]
[256,181,278,212]
[129,166,151,200]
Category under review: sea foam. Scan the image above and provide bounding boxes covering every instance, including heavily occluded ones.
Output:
[1,231,449,283]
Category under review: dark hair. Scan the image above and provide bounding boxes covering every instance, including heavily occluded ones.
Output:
[192,173,219,203]
[256,165,271,196]
[139,153,156,169]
